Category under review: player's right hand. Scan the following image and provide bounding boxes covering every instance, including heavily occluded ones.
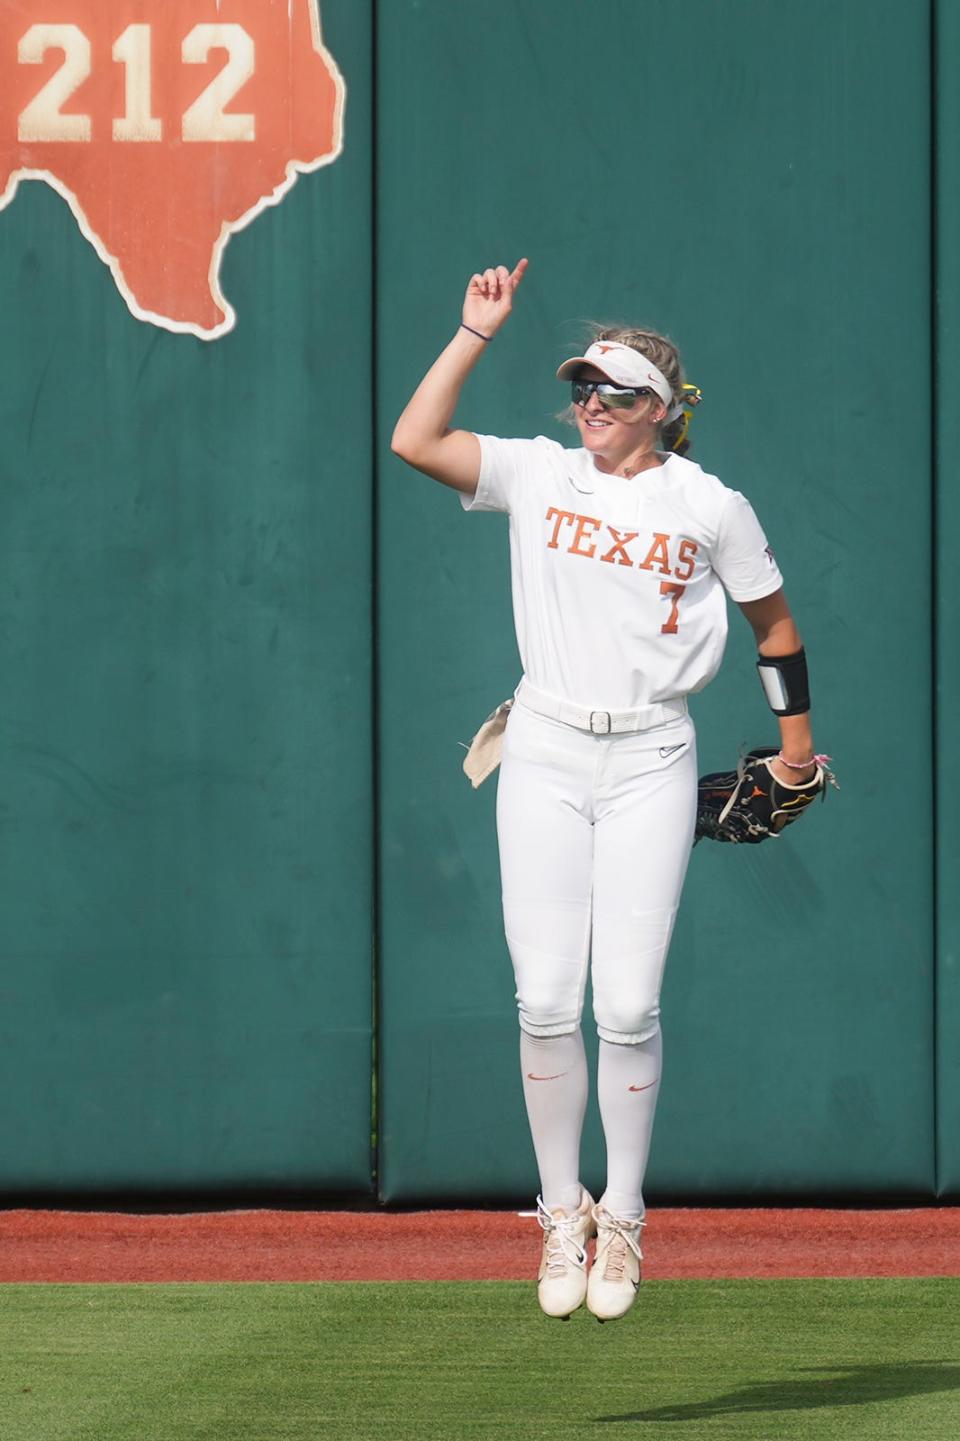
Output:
[462,259,528,338]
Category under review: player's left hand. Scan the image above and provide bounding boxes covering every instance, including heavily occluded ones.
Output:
[768,756,817,786]
[694,747,837,845]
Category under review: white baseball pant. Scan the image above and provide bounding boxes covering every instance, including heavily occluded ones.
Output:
[496,699,698,1045]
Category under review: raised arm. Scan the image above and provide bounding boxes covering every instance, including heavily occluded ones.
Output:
[391,259,529,493]
[738,587,817,785]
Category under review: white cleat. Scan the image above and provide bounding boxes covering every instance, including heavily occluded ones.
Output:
[535,1190,596,1319]
[587,1205,645,1321]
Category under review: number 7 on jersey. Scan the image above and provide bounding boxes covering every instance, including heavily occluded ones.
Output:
[659,581,686,635]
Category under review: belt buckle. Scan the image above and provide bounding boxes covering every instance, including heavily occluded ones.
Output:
[590,710,612,735]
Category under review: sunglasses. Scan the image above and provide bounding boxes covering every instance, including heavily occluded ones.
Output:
[571,379,655,411]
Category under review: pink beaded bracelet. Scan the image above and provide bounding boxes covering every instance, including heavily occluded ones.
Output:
[777,752,831,770]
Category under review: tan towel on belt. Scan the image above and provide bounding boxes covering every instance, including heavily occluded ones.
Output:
[462,698,514,788]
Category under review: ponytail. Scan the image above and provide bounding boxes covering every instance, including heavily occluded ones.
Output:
[664,383,703,457]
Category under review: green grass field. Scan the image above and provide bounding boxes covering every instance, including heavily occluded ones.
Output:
[1,1280,958,1440]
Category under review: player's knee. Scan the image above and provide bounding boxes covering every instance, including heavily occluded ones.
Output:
[516,987,581,1038]
[595,1000,661,1046]
[509,942,585,1037]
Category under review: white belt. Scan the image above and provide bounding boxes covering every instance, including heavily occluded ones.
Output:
[516,680,687,735]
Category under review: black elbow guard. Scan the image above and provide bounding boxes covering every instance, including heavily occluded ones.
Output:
[756,648,810,716]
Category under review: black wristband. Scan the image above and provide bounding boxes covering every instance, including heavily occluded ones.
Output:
[460,323,492,342]
[756,648,810,716]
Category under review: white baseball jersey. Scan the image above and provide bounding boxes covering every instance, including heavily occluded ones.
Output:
[461,435,783,710]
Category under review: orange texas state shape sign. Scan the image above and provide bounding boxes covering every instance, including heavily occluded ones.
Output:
[0,1,345,340]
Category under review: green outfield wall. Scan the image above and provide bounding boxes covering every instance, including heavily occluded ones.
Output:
[0,1,375,1195]
[936,0,960,1199]
[0,0,950,1202]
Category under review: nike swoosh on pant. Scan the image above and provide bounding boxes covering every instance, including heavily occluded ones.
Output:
[526,1072,567,1081]
[628,1081,658,1092]
[659,743,686,758]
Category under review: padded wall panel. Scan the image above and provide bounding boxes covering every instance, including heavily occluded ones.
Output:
[0,0,374,1194]
[936,0,960,1198]
[377,1,934,1201]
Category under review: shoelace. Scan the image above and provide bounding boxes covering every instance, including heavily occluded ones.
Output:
[536,1196,587,1277]
[595,1210,644,1282]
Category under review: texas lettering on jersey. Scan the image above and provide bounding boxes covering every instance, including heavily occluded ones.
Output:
[545,507,700,580]
[0,2,344,339]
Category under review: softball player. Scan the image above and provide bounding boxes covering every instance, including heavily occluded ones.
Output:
[392,260,817,1321]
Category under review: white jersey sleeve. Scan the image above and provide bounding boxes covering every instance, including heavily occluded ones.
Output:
[459,435,543,515]
[711,490,784,602]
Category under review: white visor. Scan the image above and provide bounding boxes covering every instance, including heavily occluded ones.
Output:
[557,341,677,415]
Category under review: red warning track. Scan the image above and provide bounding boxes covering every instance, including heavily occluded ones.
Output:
[1,1208,959,1282]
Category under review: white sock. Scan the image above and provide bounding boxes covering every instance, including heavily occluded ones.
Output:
[597,1031,662,1218]
[520,1029,588,1212]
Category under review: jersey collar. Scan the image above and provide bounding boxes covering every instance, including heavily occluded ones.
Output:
[568,449,672,494]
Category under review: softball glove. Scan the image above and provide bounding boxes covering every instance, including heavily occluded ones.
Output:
[694,747,836,845]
